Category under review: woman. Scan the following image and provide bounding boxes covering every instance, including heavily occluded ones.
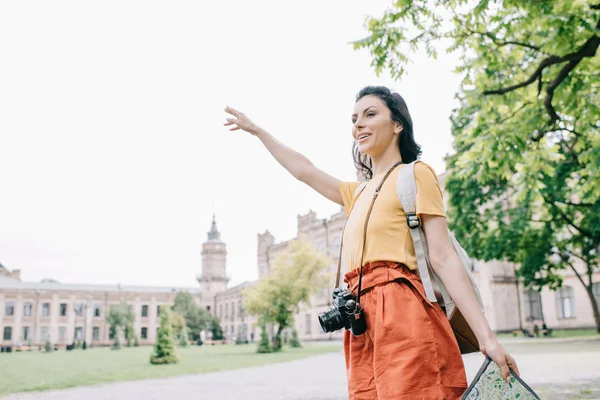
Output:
[224,86,519,399]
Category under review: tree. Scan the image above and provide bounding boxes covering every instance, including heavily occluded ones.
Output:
[244,240,330,351]
[209,317,224,340]
[124,324,134,347]
[256,322,272,354]
[44,340,53,353]
[106,302,135,349]
[170,310,187,338]
[150,306,179,365]
[179,327,189,347]
[354,0,600,333]
[172,292,212,341]
[289,328,302,348]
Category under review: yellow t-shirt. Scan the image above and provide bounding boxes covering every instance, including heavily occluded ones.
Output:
[339,162,445,272]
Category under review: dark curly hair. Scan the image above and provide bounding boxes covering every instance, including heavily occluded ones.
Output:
[353,86,421,180]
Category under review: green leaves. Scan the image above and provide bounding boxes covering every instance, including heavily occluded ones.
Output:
[243,240,331,345]
[354,1,600,302]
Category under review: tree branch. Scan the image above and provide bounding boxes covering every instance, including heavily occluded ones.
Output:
[466,29,542,51]
[543,58,581,125]
[484,20,600,126]
[557,208,595,238]
[499,102,530,123]
[556,200,595,208]
[566,259,588,290]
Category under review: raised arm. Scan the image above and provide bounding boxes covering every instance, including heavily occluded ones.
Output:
[224,106,343,205]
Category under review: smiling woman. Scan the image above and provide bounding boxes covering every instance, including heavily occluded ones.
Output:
[351,86,421,180]
[224,86,518,400]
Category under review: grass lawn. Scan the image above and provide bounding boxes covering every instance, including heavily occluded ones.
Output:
[497,328,598,339]
[0,342,342,396]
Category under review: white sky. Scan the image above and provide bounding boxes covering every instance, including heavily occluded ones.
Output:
[0,0,462,288]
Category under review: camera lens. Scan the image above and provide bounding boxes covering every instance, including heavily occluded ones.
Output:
[318,308,345,333]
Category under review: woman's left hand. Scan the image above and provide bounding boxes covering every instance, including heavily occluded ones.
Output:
[480,337,520,382]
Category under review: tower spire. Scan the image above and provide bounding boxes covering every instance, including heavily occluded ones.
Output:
[208,213,220,241]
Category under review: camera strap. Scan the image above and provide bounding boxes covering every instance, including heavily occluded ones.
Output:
[334,160,403,310]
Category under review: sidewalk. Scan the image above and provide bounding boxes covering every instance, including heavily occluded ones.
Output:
[3,339,599,400]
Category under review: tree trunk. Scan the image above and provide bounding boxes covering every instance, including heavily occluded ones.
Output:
[272,324,284,351]
[566,261,600,334]
[584,286,600,334]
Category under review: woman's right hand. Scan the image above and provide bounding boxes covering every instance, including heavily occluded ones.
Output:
[224,106,262,136]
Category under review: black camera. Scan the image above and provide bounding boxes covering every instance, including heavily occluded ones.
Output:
[318,288,367,336]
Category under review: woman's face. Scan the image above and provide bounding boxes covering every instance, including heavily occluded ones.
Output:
[352,95,401,158]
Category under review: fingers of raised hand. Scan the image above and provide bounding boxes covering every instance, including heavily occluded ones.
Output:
[224,106,242,118]
[224,118,240,131]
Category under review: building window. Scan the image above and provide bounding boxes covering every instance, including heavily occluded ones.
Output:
[40,327,49,341]
[22,326,31,341]
[23,302,33,317]
[93,305,101,317]
[3,327,12,341]
[556,286,575,319]
[59,327,67,342]
[141,327,148,339]
[206,305,211,312]
[74,303,85,317]
[231,302,235,320]
[593,282,600,309]
[219,304,223,318]
[5,302,14,317]
[42,303,50,317]
[525,290,542,321]
[141,305,149,318]
[157,305,161,317]
[74,327,83,340]
[92,327,100,341]
[60,303,68,317]
[305,313,312,335]
[109,327,115,340]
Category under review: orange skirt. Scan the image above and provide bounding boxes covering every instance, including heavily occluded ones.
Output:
[343,261,467,400]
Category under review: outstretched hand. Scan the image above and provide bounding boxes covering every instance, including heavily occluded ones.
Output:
[224,106,261,136]
[480,338,520,382]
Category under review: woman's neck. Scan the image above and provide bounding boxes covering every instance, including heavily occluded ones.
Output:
[370,148,403,177]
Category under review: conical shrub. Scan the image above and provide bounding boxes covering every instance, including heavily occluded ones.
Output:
[150,306,179,365]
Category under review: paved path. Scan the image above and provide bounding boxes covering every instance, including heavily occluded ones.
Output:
[4,339,600,400]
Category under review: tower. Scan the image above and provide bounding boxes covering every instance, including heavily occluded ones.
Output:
[198,214,229,301]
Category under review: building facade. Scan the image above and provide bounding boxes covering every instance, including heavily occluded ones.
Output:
[2,177,599,348]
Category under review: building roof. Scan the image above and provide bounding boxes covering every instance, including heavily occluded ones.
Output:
[207,214,222,241]
[215,280,257,297]
[0,275,202,294]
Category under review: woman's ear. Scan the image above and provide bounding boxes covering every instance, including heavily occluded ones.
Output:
[394,122,403,135]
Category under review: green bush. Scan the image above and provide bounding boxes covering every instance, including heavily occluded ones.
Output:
[112,335,121,350]
[289,328,302,348]
[44,340,53,353]
[179,328,189,348]
[150,306,179,365]
[256,324,272,354]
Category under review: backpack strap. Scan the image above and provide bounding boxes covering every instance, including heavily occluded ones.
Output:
[396,161,438,304]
